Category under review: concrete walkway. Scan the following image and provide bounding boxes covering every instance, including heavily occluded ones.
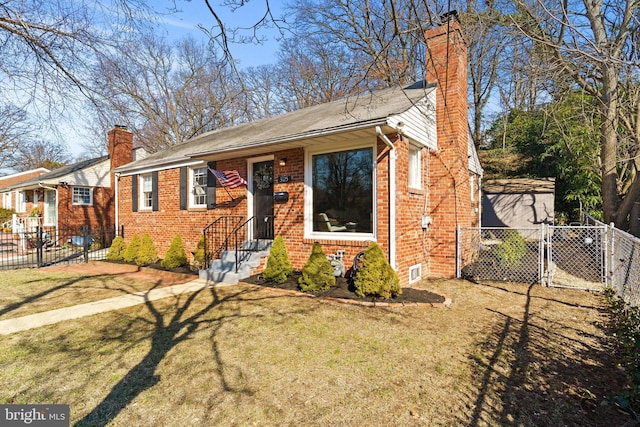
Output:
[0,279,232,336]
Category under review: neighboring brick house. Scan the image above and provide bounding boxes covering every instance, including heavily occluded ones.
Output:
[114,18,482,286]
[0,168,50,214]
[3,127,138,234]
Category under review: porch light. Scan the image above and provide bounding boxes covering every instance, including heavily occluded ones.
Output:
[279,158,287,166]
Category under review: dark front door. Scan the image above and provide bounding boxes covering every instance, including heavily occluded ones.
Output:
[252,160,274,239]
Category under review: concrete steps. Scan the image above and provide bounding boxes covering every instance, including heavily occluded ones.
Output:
[199,240,272,284]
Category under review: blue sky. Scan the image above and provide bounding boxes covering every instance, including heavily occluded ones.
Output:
[61,0,286,158]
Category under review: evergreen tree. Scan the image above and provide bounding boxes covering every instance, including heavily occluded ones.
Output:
[353,242,401,299]
[135,233,158,266]
[106,236,126,261]
[298,242,335,292]
[262,235,292,284]
[122,234,141,263]
[161,235,188,269]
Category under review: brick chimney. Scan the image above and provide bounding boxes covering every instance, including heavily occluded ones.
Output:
[424,13,474,277]
[108,125,133,171]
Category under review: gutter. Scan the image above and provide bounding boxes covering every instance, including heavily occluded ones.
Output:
[376,126,397,271]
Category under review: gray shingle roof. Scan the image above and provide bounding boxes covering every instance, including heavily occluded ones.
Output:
[6,156,108,190]
[116,83,435,173]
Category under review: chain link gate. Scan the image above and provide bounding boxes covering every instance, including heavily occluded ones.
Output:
[545,225,607,290]
[457,225,607,290]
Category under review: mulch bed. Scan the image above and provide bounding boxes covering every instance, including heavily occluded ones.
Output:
[242,271,446,305]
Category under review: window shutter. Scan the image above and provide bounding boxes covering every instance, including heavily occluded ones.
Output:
[131,175,138,212]
[152,171,159,211]
[207,161,217,209]
[179,167,187,210]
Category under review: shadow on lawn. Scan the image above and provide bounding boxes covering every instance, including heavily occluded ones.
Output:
[463,284,631,426]
[74,284,306,427]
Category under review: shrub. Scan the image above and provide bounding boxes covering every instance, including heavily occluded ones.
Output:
[122,234,141,263]
[494,230,527,267]
[193,235,205,266]
[298,242,335,292]
[262,236,293,284]
[106,236,126,261]
[0,208,15,224]
[353,242,401,299]
[605,288,640,413]
[136,233,158,266]
[161,235,188,269]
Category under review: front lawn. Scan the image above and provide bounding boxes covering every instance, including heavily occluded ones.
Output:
[0,269,631,426]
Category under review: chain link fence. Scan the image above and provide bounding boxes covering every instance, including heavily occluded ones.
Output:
[459,214,640,306]
[458,227,543,284]
[583,214,640,306]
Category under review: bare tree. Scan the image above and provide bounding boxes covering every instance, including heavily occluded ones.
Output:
[88,36,245,153]
[0,105,34,170]
[7,140,71,172]
[498,0,640,227]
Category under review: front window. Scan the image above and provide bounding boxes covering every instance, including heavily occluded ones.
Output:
[16,191,26,213]
[310,146,374,235]
[2,192,11,209]
[408,144,422,189]
[190,167,207,208]
[72,187,93,205]
[141,174,153,209]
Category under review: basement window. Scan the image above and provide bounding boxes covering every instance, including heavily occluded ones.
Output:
[409,264,422,284]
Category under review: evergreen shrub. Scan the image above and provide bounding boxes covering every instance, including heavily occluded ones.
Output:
[136,233,158,266]
[262,235,292,284]
[161,235,188,269]
[494,230,527,267]
[122,234,141,263]
[298,242,335,292]
[193,235,205,267]
[353,242,401,299]
[106,236,126,261]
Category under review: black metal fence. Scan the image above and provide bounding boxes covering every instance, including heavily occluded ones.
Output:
[0,225,116,270]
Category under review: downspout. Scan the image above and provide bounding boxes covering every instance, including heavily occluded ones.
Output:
[376,126,397,270]
[115,172,120,236]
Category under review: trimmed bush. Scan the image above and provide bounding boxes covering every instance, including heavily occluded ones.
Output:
[161,235,188,269]
[262,236,292,284]
[136,233,158,266]
[122,234,141,263]
[298,242,335,292]
[494,230,527,267]
[106,236,126,261]
[193,235,205,266]
[353,242,401,299]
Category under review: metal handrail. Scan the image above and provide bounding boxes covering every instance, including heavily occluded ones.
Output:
[202,216,244,268]
[232,215,274,272]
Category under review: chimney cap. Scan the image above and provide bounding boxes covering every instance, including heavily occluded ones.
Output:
[440,10,459,23]
[114,124,128,130]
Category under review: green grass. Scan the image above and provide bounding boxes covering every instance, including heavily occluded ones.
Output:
[0,269,632,426]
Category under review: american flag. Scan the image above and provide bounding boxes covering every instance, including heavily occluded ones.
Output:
[208,167,248,189]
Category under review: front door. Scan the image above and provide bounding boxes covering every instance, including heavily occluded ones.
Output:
[252,160,274,239]
[44,189,56,226]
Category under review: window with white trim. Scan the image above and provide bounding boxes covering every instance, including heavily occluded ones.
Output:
[308,145,374,236]
[16,191,26,213]
[2,192,11,209]
[190,167,207,208]
[408,144,422,189]
[141,174,153,209]
[409,264,422,284]
[72,187,93,205]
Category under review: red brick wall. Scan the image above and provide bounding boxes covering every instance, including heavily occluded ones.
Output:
[424,20,475,277]
[57,186,114,230]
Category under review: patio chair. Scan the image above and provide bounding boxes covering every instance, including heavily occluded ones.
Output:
[317,213,347,232]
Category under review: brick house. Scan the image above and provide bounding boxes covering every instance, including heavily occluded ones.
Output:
[0,168,50,215]
[114,18,482,286]
[3,127,139,236]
